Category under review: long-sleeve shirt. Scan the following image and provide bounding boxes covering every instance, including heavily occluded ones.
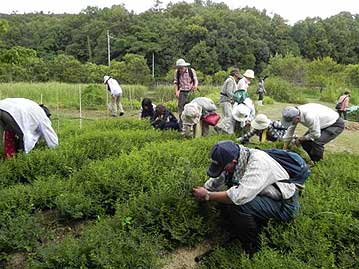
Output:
[106,78,122,96]
[220,76,237,103]
[204,149,296,205]
[283,103,339,142]
[0,98,58,153]
[239,120,287,142]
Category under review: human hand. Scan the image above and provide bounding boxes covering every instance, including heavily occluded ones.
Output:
[175,91,180,99]
[192,186,208,201]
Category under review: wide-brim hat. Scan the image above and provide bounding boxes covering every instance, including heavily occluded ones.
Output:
[251,114,271,130]
[232,104,251,123]
[243,69,255,79]
[181,103,202,125]
[176,58,190,67]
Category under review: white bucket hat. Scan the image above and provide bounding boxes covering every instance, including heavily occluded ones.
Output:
[176,58,190,67]
[251,114,271,130]
[243,69,255,79]
[181,103,202,125]
[232,104,251,123]
[103,75,110,83]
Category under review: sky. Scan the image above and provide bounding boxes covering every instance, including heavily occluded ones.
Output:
[1,0,359,25]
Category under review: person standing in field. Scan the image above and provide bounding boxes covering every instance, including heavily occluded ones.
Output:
[281,103,345,163]
[103,75,124,117]
[256,76,268,106]
[0,98,58,158]
[336,91,350,120]
[216,68,242,134]
[173,58,198,128]
[237,69,254,92]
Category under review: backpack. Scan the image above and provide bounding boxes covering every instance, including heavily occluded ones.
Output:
[263,149,310,186]
[176,68,195,90]
[232,89,249,104]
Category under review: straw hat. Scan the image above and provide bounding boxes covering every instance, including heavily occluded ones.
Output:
[243,69,255,79]
[251,114,271,130]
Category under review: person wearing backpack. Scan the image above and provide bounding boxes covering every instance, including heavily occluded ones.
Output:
[173,58,198,127]
[103,75,124,117]
[216,68,242,134]
[0,98,58,158]
[336,91,350,120]
[192,140,304,255]
[281,103,345,162]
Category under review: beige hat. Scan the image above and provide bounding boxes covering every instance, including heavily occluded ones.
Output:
[176,58,190,67]
[181,103,202,125]
[243,69,255,79]
[251,114,271,130]
[232,104,251,123]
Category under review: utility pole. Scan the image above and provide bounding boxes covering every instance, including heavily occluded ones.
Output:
[107,30,111,67]
[152,52,155,78]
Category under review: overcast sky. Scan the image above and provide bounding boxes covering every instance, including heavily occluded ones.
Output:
[1,0,359,25]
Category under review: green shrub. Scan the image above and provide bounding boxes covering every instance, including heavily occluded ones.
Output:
[81,84,106,109]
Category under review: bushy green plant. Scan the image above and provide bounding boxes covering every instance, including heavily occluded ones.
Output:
[81,84,106,109]
[265,77,306,103]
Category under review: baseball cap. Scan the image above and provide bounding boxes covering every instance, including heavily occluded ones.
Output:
[207,140,240,178]
[281,106,299,128]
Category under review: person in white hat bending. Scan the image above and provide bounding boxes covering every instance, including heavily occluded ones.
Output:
[237,114,287,144]
[237,69,255,92]
[173,58,198,127]
[103,75,124,117]
[281,103,345,162]
[181,97,218,138]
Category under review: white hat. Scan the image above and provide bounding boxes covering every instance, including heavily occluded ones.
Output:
[232,104,251,123]
[176,58,190,67]
[243,69,255,79]
[103,75,110,83]
[181,103,202,125]
[251,114,271,130]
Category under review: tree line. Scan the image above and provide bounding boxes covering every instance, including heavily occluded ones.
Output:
[0,1,359,83]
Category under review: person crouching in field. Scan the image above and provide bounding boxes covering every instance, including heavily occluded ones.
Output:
[192,140,301,254]
[151,105,180,131]
[103,75,124,117]
[237,114,287,144]
[139,98,156,120]
[0,98,58,159]
[281,103,345,163]
[181,97,219,138]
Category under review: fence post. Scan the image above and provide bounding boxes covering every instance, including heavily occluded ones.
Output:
[79,85,82,129]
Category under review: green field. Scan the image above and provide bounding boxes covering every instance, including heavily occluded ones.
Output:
[0,83,358,268]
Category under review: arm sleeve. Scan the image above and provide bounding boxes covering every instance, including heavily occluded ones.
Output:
[192,69,199,87]
[282,124,297,142]
[39,121,59,148]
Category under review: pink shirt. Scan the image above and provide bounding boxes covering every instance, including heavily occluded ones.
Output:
[338,95,350,111]
[174,68,198,91]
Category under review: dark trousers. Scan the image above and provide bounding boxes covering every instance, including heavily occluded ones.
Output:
[220,193,299,254]
[337,110,347,120]
[301,117,344,162]
[0,109,24,151]
[178,91,190,129]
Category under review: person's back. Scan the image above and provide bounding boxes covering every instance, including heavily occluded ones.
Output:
[298,103,339,130]
[0,98,58,154]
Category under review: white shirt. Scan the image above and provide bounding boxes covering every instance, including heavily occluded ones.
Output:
[0,98,59,153]
[283,103,339,142]
[106,78,122,96]
[237,77,250,92]
[204,149,296,205]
